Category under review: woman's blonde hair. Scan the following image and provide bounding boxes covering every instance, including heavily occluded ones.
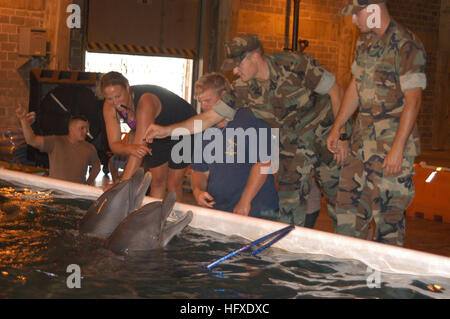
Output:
[97,71,129,98]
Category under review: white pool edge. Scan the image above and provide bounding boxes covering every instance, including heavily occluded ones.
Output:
[1,167,449,279]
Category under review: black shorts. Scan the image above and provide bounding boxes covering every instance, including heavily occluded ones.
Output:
[145,136,193,170]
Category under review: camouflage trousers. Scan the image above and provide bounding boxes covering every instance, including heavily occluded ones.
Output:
[335,152,415,246]
[257,207,281,222]
[277,121,340,229]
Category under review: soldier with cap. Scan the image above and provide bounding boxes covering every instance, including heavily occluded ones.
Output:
[327,0,427,246]
[145,34,350,229]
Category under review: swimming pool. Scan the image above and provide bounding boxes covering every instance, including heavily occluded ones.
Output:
[0,178,448,299]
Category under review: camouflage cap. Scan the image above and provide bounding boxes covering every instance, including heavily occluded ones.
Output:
[339,0,385,15]
[221,34,262,71]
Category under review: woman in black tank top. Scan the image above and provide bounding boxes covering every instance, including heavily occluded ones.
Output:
[100,71,196,200]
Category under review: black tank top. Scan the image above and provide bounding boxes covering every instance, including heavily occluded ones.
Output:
[132,85,196,126]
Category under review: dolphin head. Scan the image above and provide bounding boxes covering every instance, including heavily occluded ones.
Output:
[79,168,152,237]
[106,192,193,255]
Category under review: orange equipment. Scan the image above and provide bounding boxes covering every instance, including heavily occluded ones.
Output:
[406,162,450,223]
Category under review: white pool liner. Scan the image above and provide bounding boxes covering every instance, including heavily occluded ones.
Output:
[1,167,449,278]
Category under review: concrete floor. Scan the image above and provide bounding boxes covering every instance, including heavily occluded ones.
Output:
[94,171,450,258]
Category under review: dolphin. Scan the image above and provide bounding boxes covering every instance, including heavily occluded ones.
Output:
[79,168,152,237]
[106,192,193,255]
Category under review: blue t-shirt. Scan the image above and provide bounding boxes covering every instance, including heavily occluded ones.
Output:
[190,108,279,218]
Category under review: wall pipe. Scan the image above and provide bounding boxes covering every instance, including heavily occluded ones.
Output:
[292,0,300,52]
[284,0,291,51]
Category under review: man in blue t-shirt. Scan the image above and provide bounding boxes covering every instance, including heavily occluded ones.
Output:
[190,73,279,220]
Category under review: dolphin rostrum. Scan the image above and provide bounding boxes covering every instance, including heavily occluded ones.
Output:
[79,168,152,237]
[106,192,193,255]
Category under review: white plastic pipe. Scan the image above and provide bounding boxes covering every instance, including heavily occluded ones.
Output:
[1,167,449,278]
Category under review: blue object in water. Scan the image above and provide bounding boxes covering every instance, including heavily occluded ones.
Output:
[206,224,294,270]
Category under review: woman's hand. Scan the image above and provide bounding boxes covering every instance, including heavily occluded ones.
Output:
[128,144,152,158]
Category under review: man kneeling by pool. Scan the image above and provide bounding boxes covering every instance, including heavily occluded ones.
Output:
[190,73,280,221]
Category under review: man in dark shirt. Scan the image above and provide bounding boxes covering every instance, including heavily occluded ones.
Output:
[190,73,279,220]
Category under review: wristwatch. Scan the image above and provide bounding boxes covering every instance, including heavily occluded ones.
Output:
[339,133,350,141]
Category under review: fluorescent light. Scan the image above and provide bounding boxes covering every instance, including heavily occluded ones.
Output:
[425,171,437,183]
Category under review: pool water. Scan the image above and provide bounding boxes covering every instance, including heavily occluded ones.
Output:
[0,180,449,299]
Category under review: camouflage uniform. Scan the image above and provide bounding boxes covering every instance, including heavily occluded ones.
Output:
[215,35,343,227]
[336,19,427,246]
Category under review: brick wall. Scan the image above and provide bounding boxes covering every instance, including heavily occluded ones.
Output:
[231,0,443,151]
[234,0,355,86]
[0,1,45,128]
